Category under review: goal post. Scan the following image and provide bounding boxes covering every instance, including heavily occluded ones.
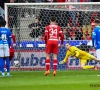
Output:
[4,2,100,70]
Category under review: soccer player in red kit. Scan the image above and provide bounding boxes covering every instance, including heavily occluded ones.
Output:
[44,17,64,76]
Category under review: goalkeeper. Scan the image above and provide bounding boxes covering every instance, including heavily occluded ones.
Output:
[59,43,99,70]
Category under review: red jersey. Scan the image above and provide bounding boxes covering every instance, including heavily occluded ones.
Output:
[44,24,64,45]
[12,34,16,44]
[10,34,16,60]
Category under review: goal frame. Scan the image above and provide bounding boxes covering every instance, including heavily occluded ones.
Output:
[4,2,100,70]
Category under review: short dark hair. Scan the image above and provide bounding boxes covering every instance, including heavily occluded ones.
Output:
[50,16,56,22]
[0,20,6,27]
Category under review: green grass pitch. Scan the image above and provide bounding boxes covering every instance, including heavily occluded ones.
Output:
[0,70,100,90]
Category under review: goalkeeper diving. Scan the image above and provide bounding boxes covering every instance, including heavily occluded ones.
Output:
[59,43,100,70]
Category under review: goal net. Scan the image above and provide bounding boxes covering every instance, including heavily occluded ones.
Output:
[5,3,100,70]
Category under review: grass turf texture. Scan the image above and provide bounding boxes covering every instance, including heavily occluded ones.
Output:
[0,70,100,90]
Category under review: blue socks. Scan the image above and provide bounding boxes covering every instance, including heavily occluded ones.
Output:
[0,58,4,73]
[5,57,10,73]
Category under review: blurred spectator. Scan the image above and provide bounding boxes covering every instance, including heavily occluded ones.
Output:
[78,11,83,27]
[42,0,57,2]
[21,0,36,18]
[63,28,70,40]
[28,17,43,41]
[56,0,65,2]
[39,9,70,28]
[75,28,83,40]
[24,0,37,2]
[78,0,93,10]
[86,34,92,40]
[8,0,19,32]
[95,16,100,26]
[70,28,76,40]
[78,43,91,53]
[97,12,100,17]
[65,0,78,27]
[0,16,4,27]
[0,7,5,19]
[81,6,92,39]
[0,0,9,9]
[7,0,43,2]
[93,0,100,2]
[79,0,92,2]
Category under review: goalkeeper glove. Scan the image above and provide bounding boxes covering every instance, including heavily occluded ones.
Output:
[59,60,65,64]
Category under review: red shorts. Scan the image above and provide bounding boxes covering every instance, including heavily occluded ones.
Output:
[10,46,14,61]
[46,44,58,54]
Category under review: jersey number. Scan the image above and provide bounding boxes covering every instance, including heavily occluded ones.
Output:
[49,28,57,36]
[1,34,7,40]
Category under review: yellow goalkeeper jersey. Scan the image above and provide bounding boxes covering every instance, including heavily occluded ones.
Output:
[63,46,89,62]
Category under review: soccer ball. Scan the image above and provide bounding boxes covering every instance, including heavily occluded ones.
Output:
[14,61,19,67]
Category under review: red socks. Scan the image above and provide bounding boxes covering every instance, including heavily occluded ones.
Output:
[45,59,50,71]
[53,60,58,71]
[45,59,58,71]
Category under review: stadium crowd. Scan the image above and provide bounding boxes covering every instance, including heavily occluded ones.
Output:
[0,0,100,40]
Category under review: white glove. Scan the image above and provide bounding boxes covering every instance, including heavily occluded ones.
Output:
[59,60,65,64]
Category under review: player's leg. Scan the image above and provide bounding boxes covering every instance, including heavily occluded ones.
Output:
[0,45,5,76]
[10,46,14,61]
[80,53,98,70]
[44,44,52,76]
[3,46,14,71]
[4,59,7,72]
[52,44,58,76]
[44,53,50,76]
[4,44,11,76]
[53,54,57,76]
[5,57,11,76]
[96,49,100,60]
[4,46,14,71]
[96,49,100,76]
[89,54,99,70]
[80,59,94,69]
[0,57,5,76]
